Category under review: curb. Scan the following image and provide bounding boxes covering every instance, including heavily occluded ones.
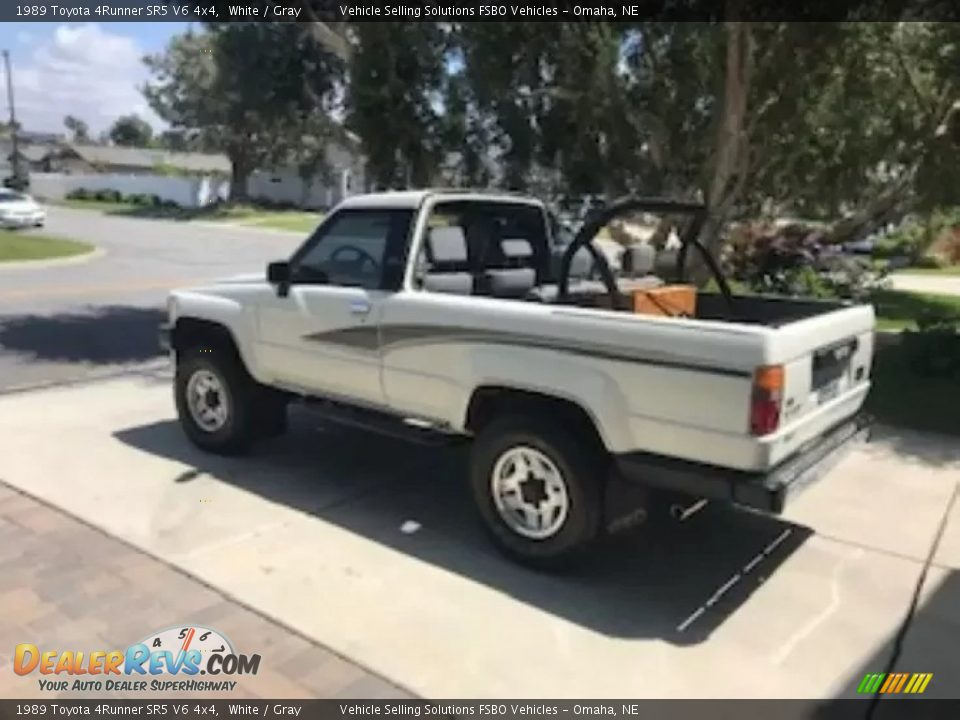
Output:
[191,220,310,236]
[0,246,105,270]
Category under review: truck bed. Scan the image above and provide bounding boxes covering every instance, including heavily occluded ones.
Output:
[550,282,857,328]
[695,292,852,327]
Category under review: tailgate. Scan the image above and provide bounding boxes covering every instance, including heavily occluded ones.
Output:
[762,304,875,468]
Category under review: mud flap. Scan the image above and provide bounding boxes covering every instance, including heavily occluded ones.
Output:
[603,465,649,535]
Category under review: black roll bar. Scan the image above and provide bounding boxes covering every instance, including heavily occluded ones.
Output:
[556,197,734,309]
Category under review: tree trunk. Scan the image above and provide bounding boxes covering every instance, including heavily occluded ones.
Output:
[689,16,753,284]
[229,154,250,202]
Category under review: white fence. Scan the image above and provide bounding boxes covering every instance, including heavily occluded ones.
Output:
[28,172,230,208]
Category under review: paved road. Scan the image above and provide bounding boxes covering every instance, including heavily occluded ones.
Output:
[890,273,960,296]
[0,207,305,390]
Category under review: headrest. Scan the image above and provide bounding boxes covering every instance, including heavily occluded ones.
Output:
[427,226,468,263]
[501,238,533,260]
[624,243,656,275]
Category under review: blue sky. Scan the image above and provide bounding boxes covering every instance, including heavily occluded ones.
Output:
[0,22,190,135]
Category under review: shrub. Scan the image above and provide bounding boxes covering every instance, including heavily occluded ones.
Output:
[66,188,90,200]
[902,325,960,379]
[879,208,960,264]
[724,222,888,301]
[4,175,29,191]
[914,254,947,269]
[93,189,122,203]
[929,227,960,264]
[873,221,926,260]
[124,193,162,207]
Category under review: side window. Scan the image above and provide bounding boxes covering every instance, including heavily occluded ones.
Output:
[292,210,411,290]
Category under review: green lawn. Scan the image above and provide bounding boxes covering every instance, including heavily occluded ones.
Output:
[60,198,321,234]
[870,289,960,331]
[233,211,323,233]
[0,230,94,262]
[62,198,139,213]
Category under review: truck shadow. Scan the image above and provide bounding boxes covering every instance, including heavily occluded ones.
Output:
[115,408,814,645]
[0,305,166,364]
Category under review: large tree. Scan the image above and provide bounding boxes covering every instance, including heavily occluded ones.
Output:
[346,16,960,267]
[345,22,448,189]
[143,24,341,198]
[63,115,90,143]
[109,114,153,147]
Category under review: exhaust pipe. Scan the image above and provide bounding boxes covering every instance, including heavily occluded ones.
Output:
[670,498,708,522]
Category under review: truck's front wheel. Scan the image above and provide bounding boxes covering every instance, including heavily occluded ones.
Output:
[175,347,260,455]
[470,416,604,569]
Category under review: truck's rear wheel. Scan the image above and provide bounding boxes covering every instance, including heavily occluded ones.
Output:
[175,347,259,455]
[470,415,604,569]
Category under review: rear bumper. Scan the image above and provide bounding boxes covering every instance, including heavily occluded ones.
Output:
[0,213,44,227]
[614,412,872,514]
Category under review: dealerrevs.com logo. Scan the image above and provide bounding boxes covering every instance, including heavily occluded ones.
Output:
[14,625,261,693]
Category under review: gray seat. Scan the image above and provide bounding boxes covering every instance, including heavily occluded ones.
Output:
[549,245,594,280]
[421,226,472,295]
[623,243,656,276]
[487,238,536,299]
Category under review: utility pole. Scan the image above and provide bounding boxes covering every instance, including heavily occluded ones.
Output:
[2,50,20,184]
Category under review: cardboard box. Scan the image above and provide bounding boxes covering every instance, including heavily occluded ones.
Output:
[633,284,697,317]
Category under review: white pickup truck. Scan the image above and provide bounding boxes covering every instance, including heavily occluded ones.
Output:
[160,191,874,567]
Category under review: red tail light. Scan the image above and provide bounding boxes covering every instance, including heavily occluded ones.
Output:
[750,365,784,436]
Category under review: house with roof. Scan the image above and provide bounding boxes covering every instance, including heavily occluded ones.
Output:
[21,134,366,209]
[0,137,64,177]
[245,132,367,209]
[45,144,232,176]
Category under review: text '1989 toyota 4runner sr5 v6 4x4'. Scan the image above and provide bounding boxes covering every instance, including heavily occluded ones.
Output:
[160,191,874,568]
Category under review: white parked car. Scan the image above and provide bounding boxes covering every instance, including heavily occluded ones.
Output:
[0,189,46,228]
[160,191,875,568]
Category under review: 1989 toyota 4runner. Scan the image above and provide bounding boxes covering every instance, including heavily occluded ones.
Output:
[160,191,874,567]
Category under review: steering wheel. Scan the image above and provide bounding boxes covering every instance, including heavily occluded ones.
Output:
[329,245,380,274]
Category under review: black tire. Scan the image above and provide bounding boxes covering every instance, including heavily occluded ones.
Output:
[175,345,259,455]
[470,414,606,570]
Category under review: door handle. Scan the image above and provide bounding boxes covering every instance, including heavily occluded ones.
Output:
[349,300,371,315]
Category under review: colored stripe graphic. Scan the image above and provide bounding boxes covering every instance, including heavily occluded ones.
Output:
[858,672,932,694]
[857,673,886,694]
[879,674,897,693]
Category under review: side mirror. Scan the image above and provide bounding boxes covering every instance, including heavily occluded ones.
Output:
[267,261,291,297]
[267,261,290,284]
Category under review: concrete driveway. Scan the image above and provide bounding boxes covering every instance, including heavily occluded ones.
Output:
[0,206,304,390]
[0,371,957,699]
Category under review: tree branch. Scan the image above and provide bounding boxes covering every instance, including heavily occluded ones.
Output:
[275,2,351,61]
